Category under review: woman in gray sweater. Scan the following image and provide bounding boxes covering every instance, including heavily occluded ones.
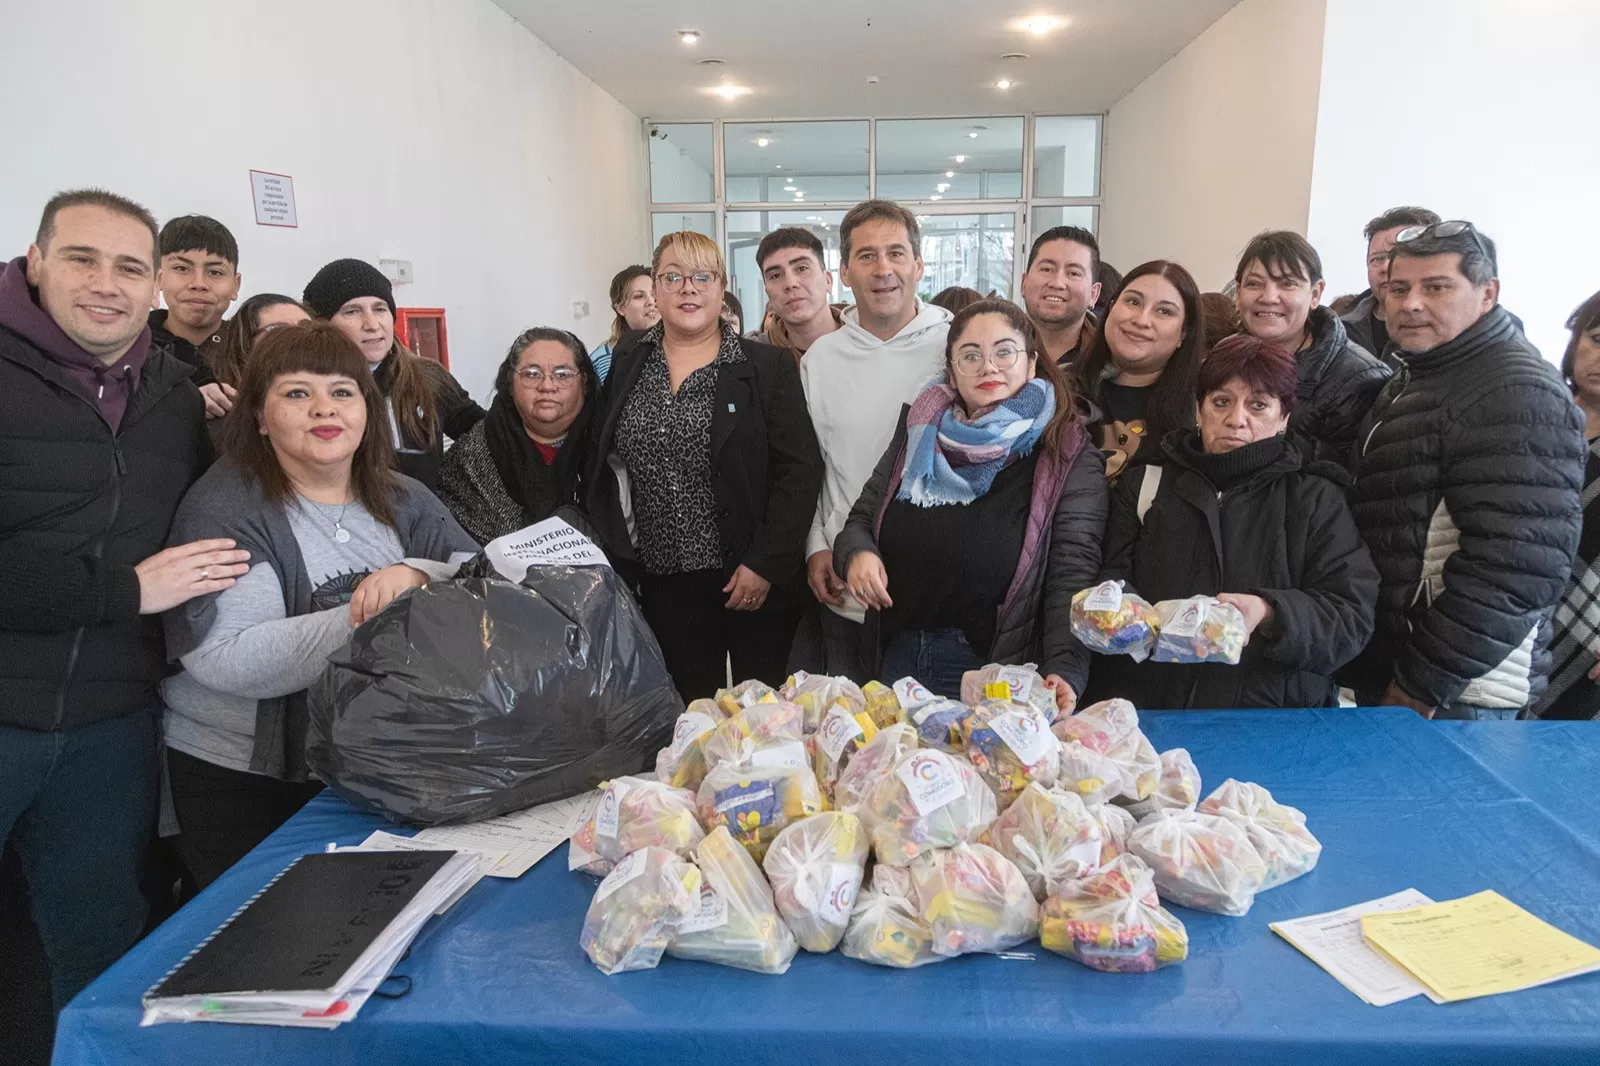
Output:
[161,322,476,890]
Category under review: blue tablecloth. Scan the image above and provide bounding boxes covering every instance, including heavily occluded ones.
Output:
[54,708,1600,1066]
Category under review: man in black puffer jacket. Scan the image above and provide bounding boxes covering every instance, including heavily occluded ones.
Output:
[1345,222,1585,720]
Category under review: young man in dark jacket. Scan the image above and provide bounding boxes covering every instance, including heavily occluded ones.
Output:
[0,190,249,1009]
[1346,221,1585,720]
[149,214,241,421]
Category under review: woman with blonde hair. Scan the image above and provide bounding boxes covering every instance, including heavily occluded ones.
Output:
[586,232,823,700]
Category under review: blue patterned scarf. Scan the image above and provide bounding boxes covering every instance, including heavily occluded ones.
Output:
[897,377,1055,506]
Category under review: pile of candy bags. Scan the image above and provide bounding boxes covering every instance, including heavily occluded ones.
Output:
[572,667,1320,976]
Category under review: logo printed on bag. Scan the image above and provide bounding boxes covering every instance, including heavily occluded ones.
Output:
[595,780,628,838]
[818,706,865,763]
[896,750,964,815]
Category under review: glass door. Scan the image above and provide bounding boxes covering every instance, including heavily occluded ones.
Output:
[908,204,1025,302]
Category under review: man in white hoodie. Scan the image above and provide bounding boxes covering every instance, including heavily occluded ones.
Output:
[795,200,953,679]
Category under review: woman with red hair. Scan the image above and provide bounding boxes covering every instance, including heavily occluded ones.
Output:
[1082,335,1378,710]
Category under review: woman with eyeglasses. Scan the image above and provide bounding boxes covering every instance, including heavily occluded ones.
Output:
[436,328,600,544]
[586,231,823,701]
[832,298,1107,708]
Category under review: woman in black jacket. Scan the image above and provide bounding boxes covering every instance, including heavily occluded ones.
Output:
[304,258,485,489]
[833,299,1107,708]
[1084,335,1378,710]
[586,232,823,701]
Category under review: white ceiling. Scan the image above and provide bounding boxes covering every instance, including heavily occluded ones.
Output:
[493,1,1241,120]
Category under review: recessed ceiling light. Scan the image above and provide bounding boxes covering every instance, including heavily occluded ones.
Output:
[945,170,955,178]
[756,137,770,147]
[968,131,980,138]
[930,194,943,201]
[1017,15,1060,35]
[679,29,701,44]
[783,184,797,191]
[774,164,783,169]
[706,83,750,100]
[954,154,968,163]
[995,79,1014,90]
[936,183,950,192]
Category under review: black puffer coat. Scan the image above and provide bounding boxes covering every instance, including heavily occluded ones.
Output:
[1084,430,1378,710]
[1288,306,1390,466]
[1344,306,1585,711]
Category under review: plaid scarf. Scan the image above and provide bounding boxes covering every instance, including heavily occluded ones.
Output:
[897,377,1054,507]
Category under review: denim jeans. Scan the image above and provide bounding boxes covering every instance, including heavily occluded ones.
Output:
[880,628,987,700]
[0,707,159,1010]
[1431,705,1520,721]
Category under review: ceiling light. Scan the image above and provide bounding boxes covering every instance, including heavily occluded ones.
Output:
[945,170,955,178]
[679,29,701,44]
[783,184,797,191]
[936,183,950,192]
[995,79,1014,90]
[1018,15,1060,35]
[930,195,943,201]
[706,83,750,100]
[954,154,967,163]
[774,164,783,169]
[756,137,769,147]
[1002,52,1030,61]
[967,131,979,138]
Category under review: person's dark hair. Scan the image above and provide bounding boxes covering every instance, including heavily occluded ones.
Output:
[1197,334,1299,416]
[1093,261,1122,318]
[158,214,239,268]
[756,227,826,273]
[930,286,984,315]
[607,265,651,347]
[722,290,744,329]
[1026,225,1100,275]
[1560,290,1600,395]
[839,199,922,263]
[36,188,159,264]
[1388,224,1498,286]
[211,293,312,389]
[492,327,600,408]
[1198,292,1242,351]
[223,321,398,527]
[1364,206,1442,242]
[1077,260,1205,444]
[944,298,1081,455]
[1234,230,1323,286]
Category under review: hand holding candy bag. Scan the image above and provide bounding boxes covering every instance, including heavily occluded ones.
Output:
[840,865,942,969]
[1070,581,1161,661]
[762,812,870,953]
[1041,854,1188,973]
[980,782,1103,900]
[1197,779,1322,890]
[909,842,1040,957]
[580,847,702,975]
[1151,596,1247,665]
[668,826,798,974]
[1128,809,1268,916]
[568,776,704,875]
[861,748,998,866]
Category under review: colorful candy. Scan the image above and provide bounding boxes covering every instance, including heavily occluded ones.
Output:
[909,842,1040,957]
[568,775,704,876]
[1197,779,1321,890]
[960,662,1061,723]
[1122,747,1203,820]
[980,782,1103,900]
[762,812,870,953]
[667,826,798,974]
[1086,801,1138,868]
[1070,581,1160,661]
[961,698,1062,806]
[780,672,868,734]
[1041,854,1188,972]
[833,723,919,814]
[1151,596,1247,665]
[810,701,879,806]
[860,748,998,866]
[1052,698,1161,803]
[579,846,701,975]
[840,865,942,969]
[696,761,824,864]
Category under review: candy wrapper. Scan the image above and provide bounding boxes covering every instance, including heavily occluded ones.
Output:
[980,782,1103,900]
[715,679,779,716]
[703,698,806,777]
[833,723,919,814]
[781,672,867,734]
[1121,747,1202,820]
[840,864,941,969]
[811,701,879,806]
[1052,699,1160,804]
[861,679,907,729]
[654,699,727,790]
[1151,596,1247,665]
[579,846,701,975]
[960,662,1061,723]
[569,776,704,875]
[861,749,998,866]
[1070,581,1160,662]
[697,761,824,863]
[1129,810,1268,916]
[1197,779,1321,890]
[1087,801,1138,867]
[910,842,1040,957]
[961,698,1061,804]
[762,811,870,952]
[668,826,798,974]
[893,676,966,752]
[1041,854,1188,972]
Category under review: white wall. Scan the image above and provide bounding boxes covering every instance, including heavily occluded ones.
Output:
[0,0,648,400]
[1100,0,1327,289]
[1307,0,1599,362]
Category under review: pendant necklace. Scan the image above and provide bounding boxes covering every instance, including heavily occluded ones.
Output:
[306,497,352,543]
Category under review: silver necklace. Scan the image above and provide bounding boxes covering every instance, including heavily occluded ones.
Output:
[304,497,352,543]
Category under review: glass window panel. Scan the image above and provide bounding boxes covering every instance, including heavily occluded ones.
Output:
[649,123,714,203]
[724,121,868,204]
[1029,205,1098,234]
[726,209,847,328]
[875,117,1024,201]
[652,211,716,251]
[1032,116,1100,198]
[912,211,1017,300]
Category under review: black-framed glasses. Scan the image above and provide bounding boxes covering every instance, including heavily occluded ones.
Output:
[1394,220,1493,263]
[953,346,1025,376]
[656,270,720,293]
[515,366,580,388]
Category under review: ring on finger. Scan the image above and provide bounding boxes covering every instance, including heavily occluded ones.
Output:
[200,569,210,581]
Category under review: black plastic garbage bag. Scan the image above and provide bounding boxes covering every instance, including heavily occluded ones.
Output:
[308,560,683,825]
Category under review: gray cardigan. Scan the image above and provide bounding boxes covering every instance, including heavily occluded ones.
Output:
[163,458,476,779]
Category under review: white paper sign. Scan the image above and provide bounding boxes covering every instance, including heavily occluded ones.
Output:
[484,517,611,583]
[594,848,645,902]
[893,676,934,711]
[995,665,1037,702]
[669,712,717,758]
[594,780,628,838]
[988,709,1056,765]
[1082,581,1124,613]
[249,170,298,228]
[817,705,866,763]
[1163,600,1203,638]
[746,742,808,771]
[895,750,965,815]
[677,885,729,934]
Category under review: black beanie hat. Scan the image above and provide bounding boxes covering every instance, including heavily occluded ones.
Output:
[303,258,395,319]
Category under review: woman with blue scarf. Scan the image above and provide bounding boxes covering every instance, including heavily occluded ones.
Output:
[832,299,1108,708]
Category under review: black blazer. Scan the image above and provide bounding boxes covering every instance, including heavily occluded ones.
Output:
[585,330,823,589]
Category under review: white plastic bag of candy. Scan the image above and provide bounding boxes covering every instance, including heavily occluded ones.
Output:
[811,701,879,806]
[1197,779,1321,890]
[861,680,907,729]
[702,698,807,777]
[1129,809,1268,916]
[980,782,1103,900]
[762,811,870,953]
[579,846,701,975]
[910,842,1040,957]
[833,722,919,814]
[715,679,779,716]
[1070,581,1161,662]
[1041,854,1188,972]
[1087,801,1138,868]
[861,748,998,866]
[654,699,727,790]
[780,672,867,734]
[667,826,798,974]
[1052,699,1161,804]
[894,676,967,752]
[569,775,704,875]
[840,864,942,969]
[696,759,824,864]
[961,698,1062,805]
[1122,748,1202,820]
[1151,596,1247,665]
[960,662,1062,723]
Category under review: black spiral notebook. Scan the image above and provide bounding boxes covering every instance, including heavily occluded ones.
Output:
[145,849,455,1002]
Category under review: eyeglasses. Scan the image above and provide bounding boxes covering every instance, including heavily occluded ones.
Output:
[1394,219,1493,264]
[515,366,580,388]
[952,346,1025,376]
[656,270,720,293]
